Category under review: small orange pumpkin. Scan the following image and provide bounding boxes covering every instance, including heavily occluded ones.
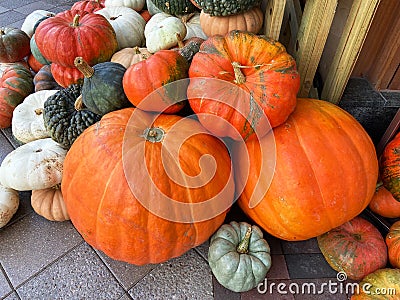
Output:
[31,185,70,221]
[386,220,400,269]
[369,184,400,218]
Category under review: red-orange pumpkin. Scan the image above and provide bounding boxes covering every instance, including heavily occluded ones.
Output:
[234,98,379,241]
[71,0,105,12]
[380,131,400,202]
[386,220,400,268]
[35,10,118,67]
[187,30,300,141]
[317,216,387,280]
[50,63,84,88]
[369,184,400,218]
[61,108,234,265]
[27,53,45,73]
[122,50,189,114]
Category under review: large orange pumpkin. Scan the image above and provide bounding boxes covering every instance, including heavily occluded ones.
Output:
[234,98,379,241]
[187,30,300,141]
[61,108,234,265]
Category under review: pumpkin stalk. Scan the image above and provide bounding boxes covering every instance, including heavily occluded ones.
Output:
[74,57,95,78]
[176,32,184,49]
[34,108,43,115]
[180,13,195,24]
[74,95,85,111]
[232,62,246,84]
[237,226,252,254]
[72,14,81,27]
[143,127,165,143]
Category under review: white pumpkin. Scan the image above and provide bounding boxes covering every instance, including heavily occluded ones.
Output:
[12,90,58,144]
[145,12,187,53]
[20,10,55,38]
[0,138,67,191]
[104,0,145,11]
[181,13,207,40]
[96,6,146,50]
[0,183,19,228]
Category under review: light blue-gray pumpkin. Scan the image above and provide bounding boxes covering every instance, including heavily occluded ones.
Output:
[208,221,272,292]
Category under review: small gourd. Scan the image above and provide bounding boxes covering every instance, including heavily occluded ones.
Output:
[43,84,101,149]
[0,183,19,228]
[12,90,58,144]
[111,47,152,69]
[0,138,67,191]
[74,57,131,116]
[20,10,55,37]
[208,221,272,292]
[31,185,70,222]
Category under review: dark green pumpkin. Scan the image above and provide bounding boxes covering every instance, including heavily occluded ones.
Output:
[74,57,131,116]
[192,0,261,16]
[43,84,101,149]
[152,0,198,16]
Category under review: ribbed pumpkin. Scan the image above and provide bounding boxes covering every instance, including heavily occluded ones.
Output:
[71,0,105,12]
[74,57,131,115]
[34,10,118,68]
[187,30,300,141]
[369,184,400,218]
[380,131,400,202]
[0,27,31,63]
[386,220,400,269]
[234,98,379,241]
[111,47,152,69]
[33,65,62,92]
[31,185,70,221]
[199,6,264,36]
[122,50,189,114]
[317,216,387,280]
[50,63,84,88]
[61,108,234,265]
[27,53,45,73]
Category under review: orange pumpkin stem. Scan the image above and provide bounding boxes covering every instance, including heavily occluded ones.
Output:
[74,57,95,78]
[237,226,252,254]
[72,14,81,27]
[232,62,246,84]
[176,32,185,49]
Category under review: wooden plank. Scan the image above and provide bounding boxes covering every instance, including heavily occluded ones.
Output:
[376,108,400,157]
[388,65,400,90]
[284,0,302,54]
[294,0,338,97]
[263,0,286,40]
[321,0,381,103]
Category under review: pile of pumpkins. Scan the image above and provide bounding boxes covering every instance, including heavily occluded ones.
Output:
[0,0,399,296]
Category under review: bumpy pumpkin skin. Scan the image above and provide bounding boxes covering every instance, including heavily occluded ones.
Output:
[351,268,400,299]
[35,10,118,68]
[208,221,271,292]
[386,220,400,269]
[380,131,400,202]
[191,0,261,16]
[152,0,198,15]
[187,30,300,141]
[369,185,400,218]
[317,217,387,281]
[61,108,234,265]
[235,98,379,241]
[122,50,189,114]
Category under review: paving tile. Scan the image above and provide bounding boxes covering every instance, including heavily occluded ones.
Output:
[0,0,36,10]
[281,238,320,255]
[0,213,82,287]
[267,255,290,280]
[0,10,25,27]
[14,1,55,14]
[0,266,12,299]
[292,278,349,300]
[118,293,134,300]
[0,5,9,13]
[0,133,14,164]
[1,128,23,149]
[3,291,19,300]
[51,5,73,13]
[16,242,125,299]
[241,279,295,300]
[96,250,156,290]
[194,239,209,262]
[285,254,337,279]
[265,234,283,255]
[128,249,213,300]
[212,276,240,300]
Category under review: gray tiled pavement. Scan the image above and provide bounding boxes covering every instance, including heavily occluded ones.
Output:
[0,1,400,299]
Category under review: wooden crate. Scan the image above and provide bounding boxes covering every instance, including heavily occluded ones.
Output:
[261,0,381,103]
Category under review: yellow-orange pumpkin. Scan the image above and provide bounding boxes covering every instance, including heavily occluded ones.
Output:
[61,108,234,265]
[234,98,379,241]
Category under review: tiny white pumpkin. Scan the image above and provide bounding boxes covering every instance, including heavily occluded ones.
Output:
[0,138,67,191]
[181,13,207,40]
[0,183,19,228]
[104,0,145,11]
[145,12,187,53]
[12,90,58,144]
[20,10,55,38]
[96,6,146,50]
